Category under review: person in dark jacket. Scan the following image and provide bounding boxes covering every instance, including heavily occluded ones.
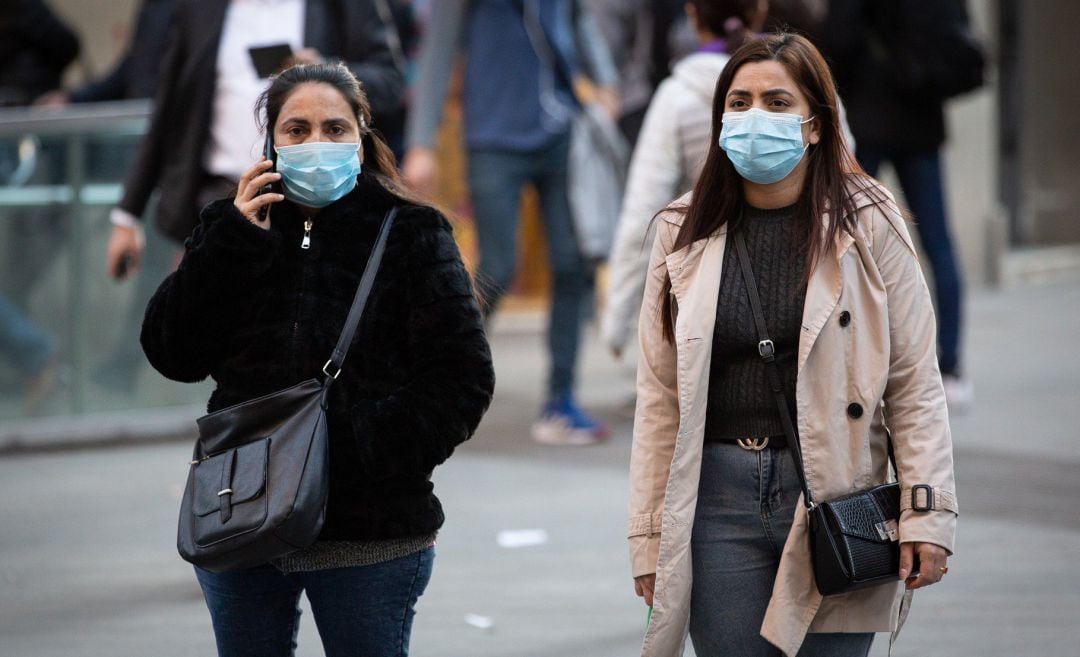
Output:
[106,0,406,284]
[823,0,976,410]
[141,63,494,657]
[0,0,79,108]
[35,0,176,105]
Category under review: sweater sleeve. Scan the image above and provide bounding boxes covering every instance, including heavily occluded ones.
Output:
[404,0,466,149]
[348,209,494,478]
[140,201,282,383]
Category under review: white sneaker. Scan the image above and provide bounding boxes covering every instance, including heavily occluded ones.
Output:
[942,375,974,414]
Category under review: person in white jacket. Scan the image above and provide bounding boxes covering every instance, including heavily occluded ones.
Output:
[602,0,855,357]
[601,0,766,357]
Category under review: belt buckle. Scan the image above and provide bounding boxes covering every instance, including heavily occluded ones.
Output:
[736,437,769,451]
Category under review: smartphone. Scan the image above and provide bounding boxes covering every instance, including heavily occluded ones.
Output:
[115,253,132,279]
[249,43,293,78]
[258,133,279,220]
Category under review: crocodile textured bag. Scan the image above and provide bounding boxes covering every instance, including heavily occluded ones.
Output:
[734,233,901,596]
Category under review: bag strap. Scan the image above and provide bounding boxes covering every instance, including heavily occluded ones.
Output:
[321,206,398,382]
[732,232,816,508]
[733,232,896,510]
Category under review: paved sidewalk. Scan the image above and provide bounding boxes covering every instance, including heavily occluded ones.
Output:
[1,276,1078,657]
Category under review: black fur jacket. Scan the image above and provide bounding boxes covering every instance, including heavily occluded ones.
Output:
[142,173,495,541]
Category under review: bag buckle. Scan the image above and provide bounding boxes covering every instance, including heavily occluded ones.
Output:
[322,359,342,379]
[757,339,775,361]
[736,437,769,451]
[911,484,935,512]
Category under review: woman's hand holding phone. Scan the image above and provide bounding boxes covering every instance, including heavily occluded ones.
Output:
[234,158,283,229]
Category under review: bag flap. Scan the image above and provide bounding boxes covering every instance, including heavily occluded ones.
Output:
[824,493,892,543]
[192,438,268,517]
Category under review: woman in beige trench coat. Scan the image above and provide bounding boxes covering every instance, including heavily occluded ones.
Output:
[628,34,958,657]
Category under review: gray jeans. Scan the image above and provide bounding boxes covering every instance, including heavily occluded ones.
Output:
[689,443,874,657]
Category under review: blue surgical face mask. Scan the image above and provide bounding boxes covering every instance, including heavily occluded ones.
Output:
[274,141,362,208]
[718,108,814,184]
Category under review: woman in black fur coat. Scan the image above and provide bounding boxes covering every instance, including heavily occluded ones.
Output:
[141,63,494,657]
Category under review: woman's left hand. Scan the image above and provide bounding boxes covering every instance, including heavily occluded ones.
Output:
[899,542,949,590]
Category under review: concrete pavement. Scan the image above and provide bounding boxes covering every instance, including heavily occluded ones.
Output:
[1,275,1078,657]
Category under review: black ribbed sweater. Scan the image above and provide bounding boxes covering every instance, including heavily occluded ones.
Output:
[704,204,807,442]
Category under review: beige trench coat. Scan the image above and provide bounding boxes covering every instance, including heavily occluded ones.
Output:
[628,183,958,657]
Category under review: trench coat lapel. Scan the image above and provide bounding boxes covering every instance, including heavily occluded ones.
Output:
[798,228,855,372]
[665,228,727,343]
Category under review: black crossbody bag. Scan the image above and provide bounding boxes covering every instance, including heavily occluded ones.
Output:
[734,232,901,596]
[177,207,397,573]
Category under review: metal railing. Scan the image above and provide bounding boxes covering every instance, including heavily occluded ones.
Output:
[0,101,210,424]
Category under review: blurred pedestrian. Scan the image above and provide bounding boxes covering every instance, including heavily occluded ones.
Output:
[105,0,405,284]
[602,0,766,358]
[31,0,177,393]
[0,295,57,410]
[628,34,957,657]
[823,0,986,410]
[34,0,175,107]
[141,63,494,657]
[0,0,79,109]
[582,0,660,146]
[403,0,617,446]
[0,0,80,300]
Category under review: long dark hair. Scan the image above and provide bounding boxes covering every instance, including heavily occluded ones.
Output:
[656,33,875,343]
[255,62,422,207]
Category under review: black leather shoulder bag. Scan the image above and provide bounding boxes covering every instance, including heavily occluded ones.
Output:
[734,231,901,596]
[177,207,397,573]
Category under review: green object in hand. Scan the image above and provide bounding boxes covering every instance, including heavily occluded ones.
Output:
[647,606,653,628]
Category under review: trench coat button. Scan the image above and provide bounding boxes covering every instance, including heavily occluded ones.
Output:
[839,311,851,327]
[847,402,864,419]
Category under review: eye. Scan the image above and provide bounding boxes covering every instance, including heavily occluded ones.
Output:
[768,98,791,109]
[330,125,346,136]
[286,126,305,137]
[727,99,748,110]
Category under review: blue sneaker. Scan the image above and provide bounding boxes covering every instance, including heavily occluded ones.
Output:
[530,393,610,445]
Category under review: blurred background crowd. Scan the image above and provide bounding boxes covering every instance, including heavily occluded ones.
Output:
[0,0,1076,434]
[2,3,1080,657]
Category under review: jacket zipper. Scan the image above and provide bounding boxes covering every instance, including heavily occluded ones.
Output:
[291,218,312,375]
[301,219,313,249]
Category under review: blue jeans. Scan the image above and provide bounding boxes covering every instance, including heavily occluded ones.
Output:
[0,295,54,375]
[857,147,963,375]
[467,135,591,397]
[690,444,874,657]
[195,547,434,657]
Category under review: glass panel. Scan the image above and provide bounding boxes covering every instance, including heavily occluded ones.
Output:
[0,102,211,422]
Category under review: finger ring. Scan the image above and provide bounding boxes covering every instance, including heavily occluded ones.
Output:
[938,566,949,574]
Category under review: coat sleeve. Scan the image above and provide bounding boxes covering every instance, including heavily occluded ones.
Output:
[627,216,681,578]
[870,199,958,555]
[601,78,684,353]
[340,0,406,123]
[348,210,494,478]
[116,4,185,220]
[404,0,466,150]
[140,201,282,383]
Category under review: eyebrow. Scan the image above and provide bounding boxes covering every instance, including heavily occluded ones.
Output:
[727,88,796,98]
[279,117,352,126]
